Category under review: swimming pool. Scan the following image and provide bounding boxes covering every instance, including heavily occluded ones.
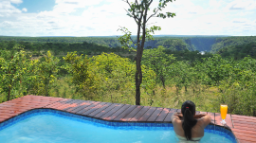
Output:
[0,109,237,143]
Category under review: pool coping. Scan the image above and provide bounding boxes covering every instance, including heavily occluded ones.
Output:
[0,95,255,143]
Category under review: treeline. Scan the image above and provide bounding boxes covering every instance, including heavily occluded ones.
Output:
[211,36,256,53]
[0,40,130,57]
[0,45,256,117]
[1,36,256,53]
[217,42,256,60]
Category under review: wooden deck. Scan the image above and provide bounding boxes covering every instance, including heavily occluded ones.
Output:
[0,95,255,143]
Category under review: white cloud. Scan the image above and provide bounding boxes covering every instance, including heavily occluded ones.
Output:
[53,0,105,14]
[0,1,22,17]
[232,18,249,24]
[0,0,255,36]
[227,0,256,10]
[209,0,222,7]
[10,0,23,4]
[22,8,27,12]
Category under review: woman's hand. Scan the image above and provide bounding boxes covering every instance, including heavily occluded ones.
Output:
[177,113,183,118]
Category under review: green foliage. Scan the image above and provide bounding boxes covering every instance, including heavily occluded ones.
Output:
[0,50,28,100]
[142,46,175,88]
[29,51,59,96]
[63,51,96,100]
[1,36,256,116]
[204,54,232,86]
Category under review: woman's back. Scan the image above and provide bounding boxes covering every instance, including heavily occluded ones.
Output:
[172,114,211,138]
[171,100,212,142]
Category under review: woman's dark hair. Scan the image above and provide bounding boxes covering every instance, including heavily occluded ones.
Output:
[181,100,198,141]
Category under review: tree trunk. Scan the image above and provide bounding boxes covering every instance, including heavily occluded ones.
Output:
[135,41,143,105]
[7,86,11,101]
[161,77,165,89]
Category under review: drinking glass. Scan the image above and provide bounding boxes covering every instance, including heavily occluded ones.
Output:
[220,104,228,125]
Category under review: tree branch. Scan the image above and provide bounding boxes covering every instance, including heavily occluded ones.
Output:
[125,0,139,20]
[146,8,159,23]
[125,8,138,24]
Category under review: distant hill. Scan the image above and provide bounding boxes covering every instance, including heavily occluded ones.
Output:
[88,35,231,38]
[0,35,255,53]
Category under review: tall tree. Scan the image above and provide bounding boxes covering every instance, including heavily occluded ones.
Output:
[142,46,175,89]
[118,0,176,105]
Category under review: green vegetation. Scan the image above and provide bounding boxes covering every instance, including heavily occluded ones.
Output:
[1,40,256,116]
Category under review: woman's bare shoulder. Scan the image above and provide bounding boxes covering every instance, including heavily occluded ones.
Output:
[196,115,211,128]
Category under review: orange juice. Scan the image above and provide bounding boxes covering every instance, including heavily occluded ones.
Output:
[220,105,228,120]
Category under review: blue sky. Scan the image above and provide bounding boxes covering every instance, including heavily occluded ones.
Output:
[0,0,255,36]
[14,0,55,13]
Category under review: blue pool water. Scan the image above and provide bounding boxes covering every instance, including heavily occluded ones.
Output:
[0,109,237,143]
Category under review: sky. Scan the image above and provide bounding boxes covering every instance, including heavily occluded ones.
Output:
[0,0,256,37]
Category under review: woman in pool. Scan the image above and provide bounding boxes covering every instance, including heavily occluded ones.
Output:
[171,100,211,143]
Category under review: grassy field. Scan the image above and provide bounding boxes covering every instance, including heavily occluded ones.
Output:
[49,75,218,113]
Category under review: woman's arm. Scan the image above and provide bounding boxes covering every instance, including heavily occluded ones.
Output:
[171,112,184,124]
[194,114,207,119]
[197,114,211,128]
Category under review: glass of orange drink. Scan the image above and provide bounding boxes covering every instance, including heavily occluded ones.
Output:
[220,104,228,125]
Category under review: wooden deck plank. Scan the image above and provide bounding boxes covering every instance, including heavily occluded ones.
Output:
[120,106,144,121]
[234,132,256,142]
[233,131,256,139]
[81,102,109,116]
[43,99,69,108]
[94,103,122,119]
[137,107,157,122]
[147,107,163,122]
[50,99,72,109]
[238,139,256,143]
[215,113,233,128]
[112,105,137,121]
[129,106,151,122]
[89,103,113,117]
[43,102,64,109]
[0,100,53,105]
[55,99,86,111]
[61,100,87,111]
[232,114,256,120]
[233,120,256,126]
[101,104,130,121]
[155,108,170,122]
[164,109,178,122]
[67,101,93,113]
[233,126,256,132]
[0,104,44,109]
[54,99,76,110]
[233,123,256,129]
[0,113,22,117]
[11,98,57,103]
[75,101,101,114]
[0,109,27,114]
[0,106,37,111]
[232,128,256,135]
[232,117,256,123]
